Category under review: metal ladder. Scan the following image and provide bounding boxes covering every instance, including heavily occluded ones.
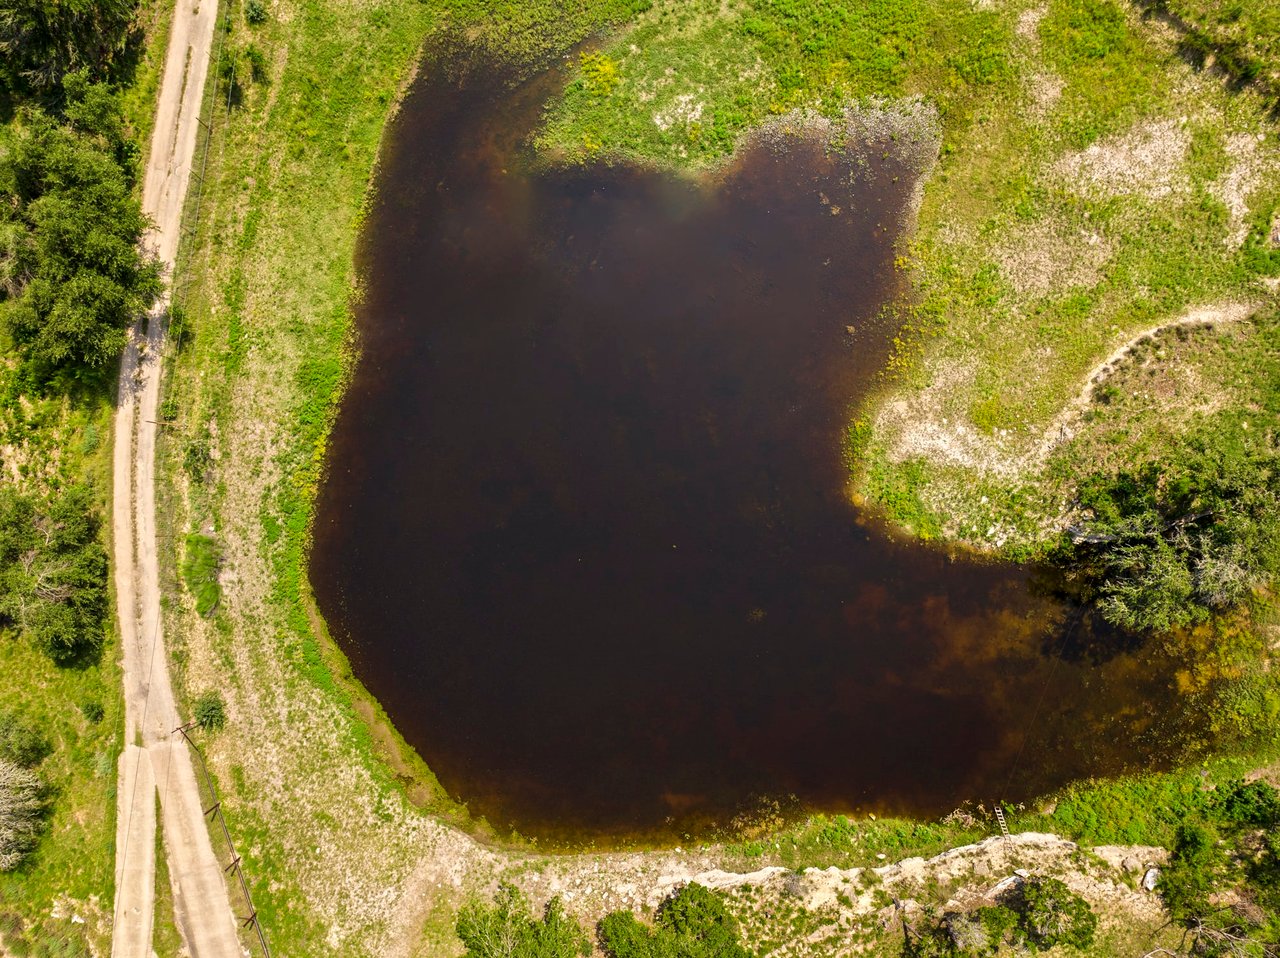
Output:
[994,805,1013,849]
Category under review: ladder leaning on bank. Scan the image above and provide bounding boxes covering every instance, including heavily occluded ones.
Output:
[994,805,1013,849]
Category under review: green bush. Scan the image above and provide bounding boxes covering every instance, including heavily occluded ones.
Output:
[1215,779,1280,828]
[1015,877,1097,951]
[0,712,50,768]
[77,701,103,724]
[1,85,162,378]
[0,759,46,871]
[910,881,1095,956]
[244,44,269,84]
[0,486,108,665]
[193,691,226,732]
[941,907,1012,956]
[1156,798,1280,954]
[1252,830,1280,912]
[244,0,268,24]
[600,883,750,958]
[1063,425,1280,632]
[0,0,140,93]
[598,913,655,957]
[183,435,213,482]
[1159,822,1225,920]
[456,883,589,958]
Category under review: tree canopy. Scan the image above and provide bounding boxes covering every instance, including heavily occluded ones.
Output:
[1156,779,1280,956]
[0,484,109,664]
[0,758,44,871]
[0,0,140,93]
[599,884,752,958]
[0,78,159,380]
[1064,429,1280,633]
[906,876,1096,956]
[456,883,590,958]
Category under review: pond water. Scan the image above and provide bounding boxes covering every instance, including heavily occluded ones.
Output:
[310,50,1201,843]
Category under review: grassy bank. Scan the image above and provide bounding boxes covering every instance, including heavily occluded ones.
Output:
[154,0,1280,953]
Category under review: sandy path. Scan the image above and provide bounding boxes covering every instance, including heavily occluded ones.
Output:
[110,746,156,954]
[111,0,241,954]
[882,301,1257,482]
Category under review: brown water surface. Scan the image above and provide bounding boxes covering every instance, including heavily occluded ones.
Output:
[310,50,1200,843]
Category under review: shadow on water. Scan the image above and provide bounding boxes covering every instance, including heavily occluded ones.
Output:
[310,45,1208,844]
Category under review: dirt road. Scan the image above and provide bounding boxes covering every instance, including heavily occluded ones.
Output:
[111,0,242,954]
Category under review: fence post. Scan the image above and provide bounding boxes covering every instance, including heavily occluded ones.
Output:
[173,721,272,957]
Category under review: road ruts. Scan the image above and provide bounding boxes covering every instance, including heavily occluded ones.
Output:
[111,0,242,954]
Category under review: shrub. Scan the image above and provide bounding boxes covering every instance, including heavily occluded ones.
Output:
[0,485,108,665]
[0,0,140,92]
[1215,779,1280,829]
[0,759,45,871]
[456,883,589,958]
[78,701,104,724]
[244,44,269,84]
[244,0,268,24]
[1016,877,1097,951]
[910,893,1090,957]
[193,691,226,732]
[942,905,1018,956]
[0,713,50,769]
[1,92,162,377]
[600,883,750,958]
[183,435,213,482]
[943,911,993,955]
[1064,430,1280,632]
[598,912,659,958]
[904,907,957,958]
[1159,823,1225,921]
[1252,831,1280,911]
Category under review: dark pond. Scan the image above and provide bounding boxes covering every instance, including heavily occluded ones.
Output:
[311,49,1202,843]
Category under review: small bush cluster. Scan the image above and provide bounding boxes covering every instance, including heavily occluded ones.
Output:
[244,0,269,25]
[908,877,1096,956]
[0,486,108,665]
[600,882,750,958]
[457,883,589,958]
[0,77,161,381]
[0,0,140,93]
[0,712,50,769]
[1157,778,1280,953]
[1063,426,1280,633]
[193,691,227,732]
[0,711,48,873]
[0,760,44,872]
[457,883,751,958]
